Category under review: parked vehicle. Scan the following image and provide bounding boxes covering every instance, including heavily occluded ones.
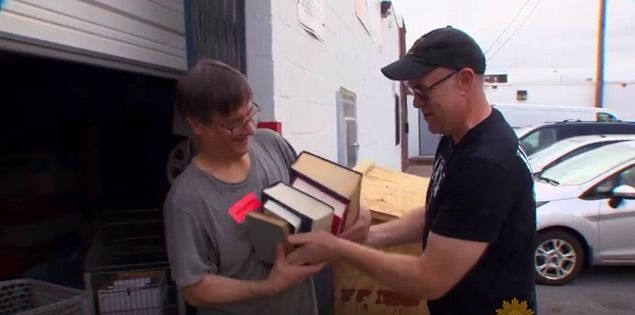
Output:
[515,121,635,156]
[493,103,621,128]
[528,134,635,175]
[533,140,635,285]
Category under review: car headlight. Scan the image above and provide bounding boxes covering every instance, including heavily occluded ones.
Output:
[536,201,549,208]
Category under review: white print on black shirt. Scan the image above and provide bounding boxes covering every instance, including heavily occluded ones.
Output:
[430,156,447,199]
[516,144,533,174]
[516,144,536,202]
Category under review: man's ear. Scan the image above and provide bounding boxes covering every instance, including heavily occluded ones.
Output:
[185,116,205,136]
[457,68,475,95]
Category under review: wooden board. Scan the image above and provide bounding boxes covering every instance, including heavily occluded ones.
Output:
[355,161,429,221]
[331,161,430,315]
[332,243,426,315]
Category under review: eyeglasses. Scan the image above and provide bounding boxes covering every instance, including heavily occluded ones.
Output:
[220,102,261,136]
[404,69,461,104]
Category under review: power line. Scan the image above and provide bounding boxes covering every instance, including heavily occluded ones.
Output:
[485,0,532,54]
[488,0,543,63]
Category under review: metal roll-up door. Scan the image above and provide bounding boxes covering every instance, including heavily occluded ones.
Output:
[0,0,188,79]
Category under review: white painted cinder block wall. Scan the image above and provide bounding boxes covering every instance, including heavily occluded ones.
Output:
[246,0,403,169]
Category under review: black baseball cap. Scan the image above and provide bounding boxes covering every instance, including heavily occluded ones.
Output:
[381,26,486,81]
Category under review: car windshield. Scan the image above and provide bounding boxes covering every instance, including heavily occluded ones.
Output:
[540,141,635,186]
[529,138,581,165]
[528,136,614,172]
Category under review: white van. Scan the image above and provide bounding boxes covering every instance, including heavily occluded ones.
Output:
[492,103,621,128]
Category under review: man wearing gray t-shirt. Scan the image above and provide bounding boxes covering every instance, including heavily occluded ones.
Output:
[163,59,324,315]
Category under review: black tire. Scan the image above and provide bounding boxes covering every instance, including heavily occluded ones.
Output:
[534,230,585,285]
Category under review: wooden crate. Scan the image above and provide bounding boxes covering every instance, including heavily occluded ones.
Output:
[332,161,430,315]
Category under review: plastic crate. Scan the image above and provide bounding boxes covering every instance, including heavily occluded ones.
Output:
[0,279,89,315]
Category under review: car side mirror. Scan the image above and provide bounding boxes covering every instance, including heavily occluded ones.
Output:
[613,185,635,199]
[609,185,635,208]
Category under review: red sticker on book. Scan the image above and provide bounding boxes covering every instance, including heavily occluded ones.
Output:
[228,192,262,223]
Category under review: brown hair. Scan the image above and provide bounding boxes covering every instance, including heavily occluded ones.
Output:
[175,59,252,123]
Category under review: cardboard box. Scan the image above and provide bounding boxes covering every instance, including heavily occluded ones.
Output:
[333,161,430,315]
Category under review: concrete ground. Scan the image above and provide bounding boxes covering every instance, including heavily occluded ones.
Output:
[406,159,635,314]
[406,156,434,177]
[405,163,433,177]
[536,266,635,315]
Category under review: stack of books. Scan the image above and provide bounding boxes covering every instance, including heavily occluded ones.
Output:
[246,151,362,264]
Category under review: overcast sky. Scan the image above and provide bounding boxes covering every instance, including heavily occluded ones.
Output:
[390,0,635,83]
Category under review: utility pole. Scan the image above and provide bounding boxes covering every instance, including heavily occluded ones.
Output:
[594,0,607,108]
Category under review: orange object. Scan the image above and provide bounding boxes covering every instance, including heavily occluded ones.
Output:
[228,192,262,224]
[257,121,282,134]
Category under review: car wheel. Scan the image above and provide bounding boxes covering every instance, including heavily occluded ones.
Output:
[166,139,191,185]
[534,230,584,285]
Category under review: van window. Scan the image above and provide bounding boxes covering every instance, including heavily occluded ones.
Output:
[597,112,619,122]
[520,128,558,156]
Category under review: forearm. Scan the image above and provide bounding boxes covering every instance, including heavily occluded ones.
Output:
[336,238,443,300]
[184,274,271,307]
[366,205,426,248]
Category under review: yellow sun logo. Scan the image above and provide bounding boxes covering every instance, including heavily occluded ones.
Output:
[496,297,535,315]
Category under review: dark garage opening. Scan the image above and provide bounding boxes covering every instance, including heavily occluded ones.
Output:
[0,50,185,313]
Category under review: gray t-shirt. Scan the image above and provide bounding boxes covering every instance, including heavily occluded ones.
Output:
[164,129,317,315]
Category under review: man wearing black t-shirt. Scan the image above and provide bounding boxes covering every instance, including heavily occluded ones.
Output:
[288,26,537,314]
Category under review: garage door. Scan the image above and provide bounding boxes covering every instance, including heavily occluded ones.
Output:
[0,0,187,79]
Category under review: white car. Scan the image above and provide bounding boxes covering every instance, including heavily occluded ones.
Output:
[533,140,635,285]
[513,121,635,156]
[528,134,635,175]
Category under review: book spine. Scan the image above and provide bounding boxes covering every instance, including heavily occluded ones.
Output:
[339,205,351,233]
[331,215,342,234]
[298,216,313,233]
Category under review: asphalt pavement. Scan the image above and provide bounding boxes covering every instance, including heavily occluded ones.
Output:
[537,266,635,315]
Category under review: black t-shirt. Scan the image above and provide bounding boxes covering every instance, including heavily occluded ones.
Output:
[423,108,537,315]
